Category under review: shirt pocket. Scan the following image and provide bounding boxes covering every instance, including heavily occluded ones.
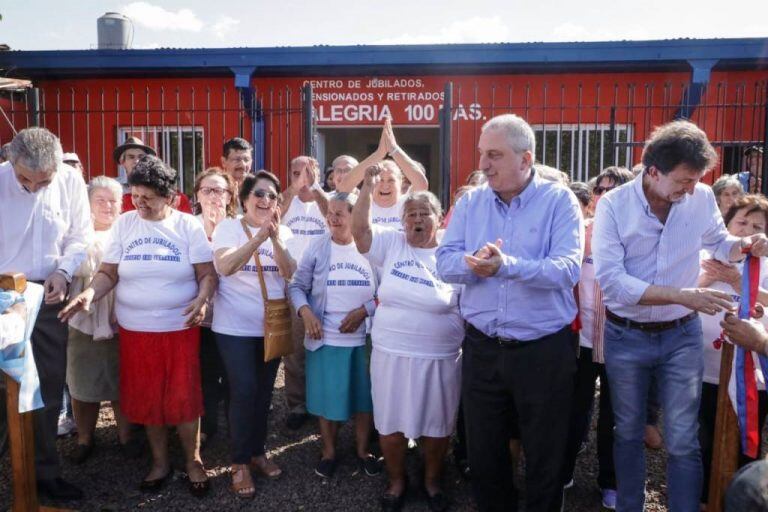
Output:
[41,204,68,241]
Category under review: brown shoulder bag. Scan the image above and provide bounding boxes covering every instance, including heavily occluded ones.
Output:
[240,219,293,361]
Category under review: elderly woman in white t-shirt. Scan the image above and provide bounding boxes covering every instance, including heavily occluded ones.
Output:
[697,193,768,508]
[337,117,428,230]
[211,170,295,499]
[60,156,217,497]
[64,176,132,465]
[288,192,380,479]
[192,168,237,447]
[352,165,463,511]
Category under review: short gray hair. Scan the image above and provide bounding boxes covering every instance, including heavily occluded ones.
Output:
[332,154,359,171]
[8,127,63,172]
[330,191,358,212]
[712,175,744,200]
[380,160,403,180]
[403,190,443,219]
[481,114,536,156]
[88,175,124,213]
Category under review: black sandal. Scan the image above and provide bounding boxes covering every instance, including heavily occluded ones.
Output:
[185,462,210,498]
[381,478,408,512]
[139,468,173,492]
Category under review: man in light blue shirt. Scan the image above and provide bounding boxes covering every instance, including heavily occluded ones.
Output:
[593,120,768,512]
[437,114,583,512]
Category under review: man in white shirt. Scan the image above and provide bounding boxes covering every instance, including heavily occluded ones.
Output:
[281,155,329,429]
[0,127,91,501]
[592,120,768,512]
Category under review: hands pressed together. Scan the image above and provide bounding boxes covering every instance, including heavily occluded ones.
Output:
[465,239,504,278]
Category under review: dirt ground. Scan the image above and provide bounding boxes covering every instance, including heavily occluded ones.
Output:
[1,366,677,511]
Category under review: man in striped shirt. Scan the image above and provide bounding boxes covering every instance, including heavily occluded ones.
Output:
[592,120,768,512]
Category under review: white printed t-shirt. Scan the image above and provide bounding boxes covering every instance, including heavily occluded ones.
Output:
[282,196,327,263]
[102,210,213,333]
[323,241,376,347]
[365,226,463,359]
[701,251,768,389]
[371,195,407,231]
[211,218,293,337]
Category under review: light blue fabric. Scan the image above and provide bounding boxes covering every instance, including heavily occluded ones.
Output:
[0,282,44,412]
[288,233,376,351]
[436,169,584,340]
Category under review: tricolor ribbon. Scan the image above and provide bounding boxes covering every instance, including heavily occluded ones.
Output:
[732,253,768,458]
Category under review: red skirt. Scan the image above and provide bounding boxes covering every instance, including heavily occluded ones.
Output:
[119,326,203,425]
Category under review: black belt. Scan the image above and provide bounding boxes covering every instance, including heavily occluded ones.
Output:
[605,309,697,332]
[467,323,570,347]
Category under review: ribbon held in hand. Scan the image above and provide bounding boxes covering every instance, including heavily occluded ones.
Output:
[732,254,768,458]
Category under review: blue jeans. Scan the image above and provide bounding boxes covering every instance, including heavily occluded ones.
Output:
[215,333,280,464]
[604,316,703,512]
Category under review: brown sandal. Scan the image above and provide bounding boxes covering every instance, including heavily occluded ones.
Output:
[230,464,256,499]
[251,456,283,479]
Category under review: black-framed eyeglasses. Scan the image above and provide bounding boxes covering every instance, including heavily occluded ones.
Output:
[594,185,616,195]
[253,189,278,200]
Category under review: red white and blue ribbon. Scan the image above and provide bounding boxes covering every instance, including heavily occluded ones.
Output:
[733,254,768,458]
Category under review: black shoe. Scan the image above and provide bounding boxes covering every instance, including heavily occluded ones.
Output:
[285,412,309,430]
[426,491,450,512]
[119,437,144,459]
[314,458,337,478]
[139,469,173,492]
[187,477,210,498]
[37,477,84,501]
[380,489,407,511]
[381,479,408,512]
[354,454,383,477]
[68,442,94,465]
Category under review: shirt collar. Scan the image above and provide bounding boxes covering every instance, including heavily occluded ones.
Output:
[491,167,539,209]
[632,171,691,217]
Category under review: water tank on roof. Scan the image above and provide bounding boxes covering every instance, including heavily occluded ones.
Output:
[97,12,132,50]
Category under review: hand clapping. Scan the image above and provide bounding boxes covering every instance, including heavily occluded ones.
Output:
[465,239,504,278]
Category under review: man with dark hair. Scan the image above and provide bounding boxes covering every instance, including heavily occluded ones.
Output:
[220,137,253,196]
[593,120,768,512]
[738,145,764,193]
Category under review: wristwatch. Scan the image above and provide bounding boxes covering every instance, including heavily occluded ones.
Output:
[55,268,72,283]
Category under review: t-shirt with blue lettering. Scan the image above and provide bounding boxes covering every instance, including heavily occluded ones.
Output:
[323,241,376,348]
[365,226,463,358]
[282,196,327,263]
[371,195,407,231]
[102,210,213,333]
[211,218,293,337]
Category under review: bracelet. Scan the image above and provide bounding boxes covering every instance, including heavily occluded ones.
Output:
[390,146,402,156]
[55,268,72,283]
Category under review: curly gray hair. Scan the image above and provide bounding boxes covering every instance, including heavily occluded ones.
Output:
[8,127,63,172]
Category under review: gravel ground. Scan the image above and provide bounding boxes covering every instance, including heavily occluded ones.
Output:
[0,367,672,511]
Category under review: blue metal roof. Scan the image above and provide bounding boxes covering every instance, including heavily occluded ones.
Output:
[1,38,766,78]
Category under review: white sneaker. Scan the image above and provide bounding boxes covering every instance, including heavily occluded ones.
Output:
[57,416,77,437]
[601,488,617,510]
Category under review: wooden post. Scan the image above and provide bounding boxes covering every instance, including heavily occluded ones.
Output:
[707,342,741,512]
[2,273,70,512]
[5,372,40,512]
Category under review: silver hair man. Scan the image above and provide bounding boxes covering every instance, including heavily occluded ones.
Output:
[8,127,63,172]
[481,113,537,156]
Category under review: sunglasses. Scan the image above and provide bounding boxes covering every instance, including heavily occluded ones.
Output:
[252,189,278,200]
[594,185,616,195]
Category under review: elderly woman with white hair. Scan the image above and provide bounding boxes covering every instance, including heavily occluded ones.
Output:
[338,117,429,230]
[712,174,744,216]
[65,176,132,464]
[352,166,463,511]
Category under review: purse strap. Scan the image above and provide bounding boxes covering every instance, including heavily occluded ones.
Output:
[240,218,270,302]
